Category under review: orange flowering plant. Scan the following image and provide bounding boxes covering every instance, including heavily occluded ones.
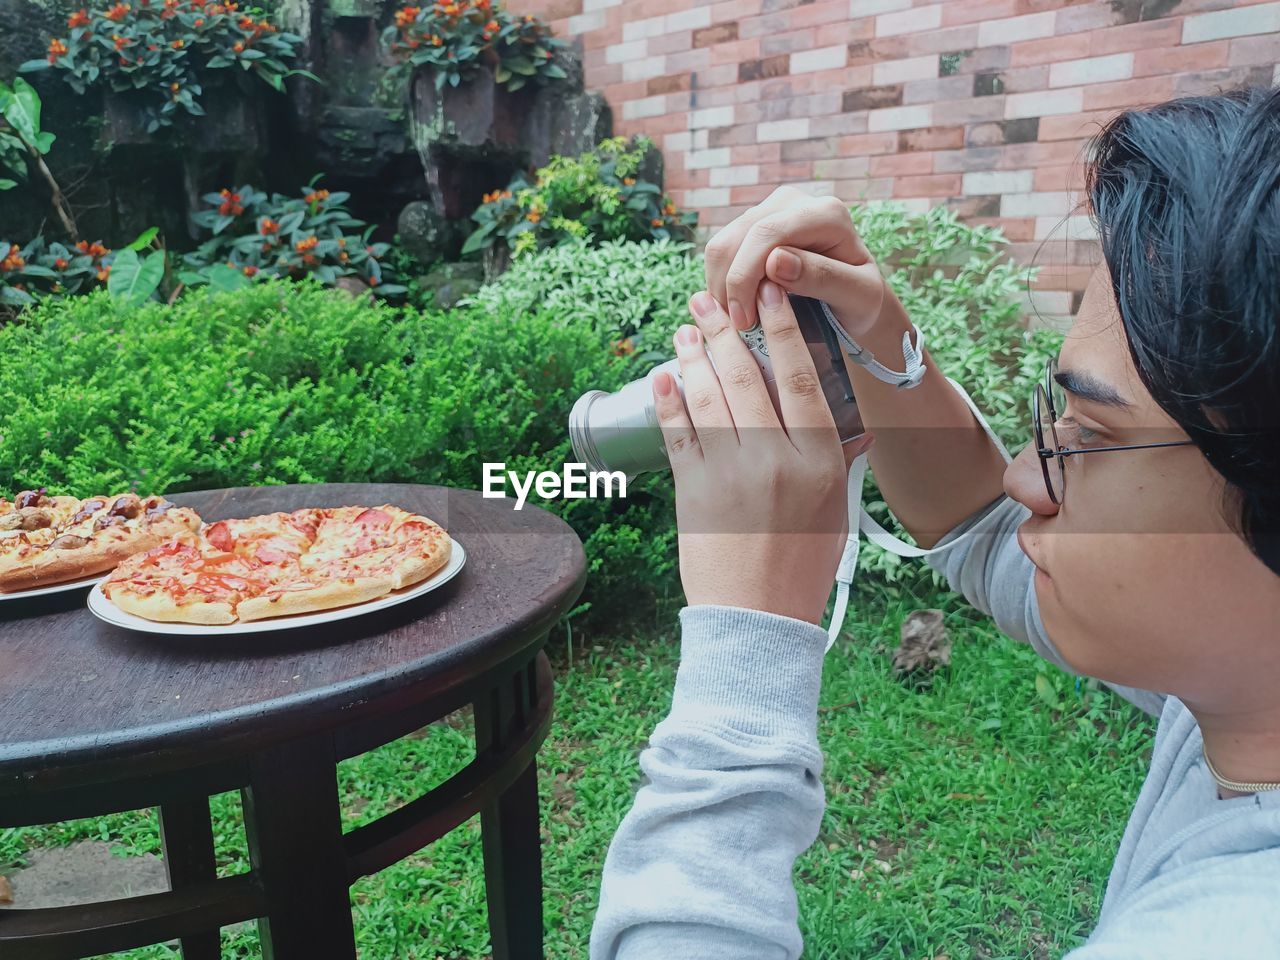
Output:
[181,177,407,297]
[20,1,307,132]
[0,234,142,314]
[384,0,565,92]
[464,137,696,258]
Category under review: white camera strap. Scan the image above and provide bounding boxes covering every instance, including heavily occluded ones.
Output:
[818,300,927,390]
[824,375,1014,651]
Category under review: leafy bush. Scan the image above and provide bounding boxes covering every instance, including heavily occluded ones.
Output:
[463,237,702,364]
[21,0,305,132]
[464,137,697,258]
[180,178,406,295]
[0,236,116,311]
[384,0,564,92]
[0,281,673,623]
[849,202,1062,593]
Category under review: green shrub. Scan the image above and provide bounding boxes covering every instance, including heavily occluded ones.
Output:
[463,236,702,365]
[0,280,674,626]
[464,137,697,259]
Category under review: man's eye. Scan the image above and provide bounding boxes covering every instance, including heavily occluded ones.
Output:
[1060,417,1099,444]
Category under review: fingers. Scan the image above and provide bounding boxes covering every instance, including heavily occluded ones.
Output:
[755,280,839,452]
[724,196,872,332]
[765,246,887,338]
[671,320,738,457]
[652,371,702,475]
[703,186,805,319]
[688,290,780,433]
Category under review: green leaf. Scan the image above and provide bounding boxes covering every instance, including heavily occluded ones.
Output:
[1034,673,1062,711]
[125,227,160,251]
[32,131,55,155]
[0,178,15,191]
[0,77,43,146]
[107,249,166,307]
[18,60,52,74]
[206,264,250,293]
[461,222,497,255]
[543,63,567,79]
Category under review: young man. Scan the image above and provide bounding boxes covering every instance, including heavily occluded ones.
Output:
[590,87,1280,957]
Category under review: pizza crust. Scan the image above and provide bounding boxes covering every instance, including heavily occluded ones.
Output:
[235,575,394,622]
[103,585,237,625]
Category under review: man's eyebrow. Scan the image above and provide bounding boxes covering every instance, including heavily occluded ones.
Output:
[1053,368,1132,408]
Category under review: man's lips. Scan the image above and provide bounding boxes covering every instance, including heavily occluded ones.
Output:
[1017,524,1050,578]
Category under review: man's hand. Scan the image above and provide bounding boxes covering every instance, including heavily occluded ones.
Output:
[703,185,886,334]
[654,283,875,626]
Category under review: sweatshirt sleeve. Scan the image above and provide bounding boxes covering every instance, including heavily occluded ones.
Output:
[589,604,830,960]
[924,493,1167,718]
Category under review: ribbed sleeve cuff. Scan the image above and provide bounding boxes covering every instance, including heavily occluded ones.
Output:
[670,604,829,742]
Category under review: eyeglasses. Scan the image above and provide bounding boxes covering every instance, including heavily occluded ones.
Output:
[1032,357,1197,505]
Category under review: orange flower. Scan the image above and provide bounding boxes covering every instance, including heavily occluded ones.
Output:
[0,245,24,272]
[663,201,677,215]
[233,41,244,52]
[96,267,111,282]
[171,38,185,48]
[75,240,90,254]
[54,257,69,270]
[368,275,380,286]
[243,265,258,277]
[105,3,130,21]
[67,9,90,28]
[485,19,498,31]
[304,189,330,204]
[112,34,130,50]
[651,218,663,227]
[431,34,442,45]
[295,235,319,253]
[526,209,541,223]
[89,242,108,258]
[47,38,68,61]
[338,251,349,262]
[259,217,280,235]
[610,338,635,357]
[193,17,203,25]
[395,6,421,27]
[623,177,635,186]
[170,81,180,92]
[238,15,254,29]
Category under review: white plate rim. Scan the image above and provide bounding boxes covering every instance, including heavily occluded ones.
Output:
[85,537,466,636]
[1,572,108,601]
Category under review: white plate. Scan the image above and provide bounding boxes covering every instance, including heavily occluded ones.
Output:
[1,573,107,601]
[86,537,466,636]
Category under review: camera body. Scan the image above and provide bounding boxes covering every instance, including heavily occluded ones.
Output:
[569,294,866,478]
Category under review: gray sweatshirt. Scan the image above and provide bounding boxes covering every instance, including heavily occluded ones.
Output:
[590,494,1280,959]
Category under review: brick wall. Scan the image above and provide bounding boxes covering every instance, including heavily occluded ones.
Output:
[519,0,1280,328]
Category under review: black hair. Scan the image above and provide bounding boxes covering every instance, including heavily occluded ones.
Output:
[1086,85,1280,577]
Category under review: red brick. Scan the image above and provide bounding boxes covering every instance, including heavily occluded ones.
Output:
[1010,32,1092,67]
[834,177,894,201]
[899,126,966,152]
[739,54,790,82]
[760,160,817,180]
[932,146,1001,173]
[947,46,1012,75]
[946,195,1001,219]
[1083,75,1174,111]
[694,23,739,48]
[1034,164,1086,192]
[709,124,758,147]
[732,184,781,205]
[711,38,761,66]
[1228,33,1280,67]
[1174,64,1274,97]
[1056,2,1126,35]
[732,142,782,164]
[539,0,582,19]
[842,85,903,111]
[815,156,873,179]
[1001,65,1049,94]
[1037,108,1126,141]
[892,173,961,198]
[604,80,650,103]
[780,138,840,161]
[739,12,791,40]
[651,31,693,56]
[870,151,934,177]
[648,73,692,96]
[901,24,980,55]
[1134,41,1228,77]
[583,24,622,51]
[835,131,901,155]
[942,0,1020,25]
[989,218,1037,242]
[761,29,816,57]
[789,0,852,29]
[810,113,870,138]
[713,0,763,18]
[815,19,874,47]
[1000,138,1091,168]
[1089,18,1182,56]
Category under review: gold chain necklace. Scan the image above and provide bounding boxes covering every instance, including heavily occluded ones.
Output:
[1202,745,1280,794]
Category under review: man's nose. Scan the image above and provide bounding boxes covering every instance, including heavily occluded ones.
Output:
[1003,442,1060,517]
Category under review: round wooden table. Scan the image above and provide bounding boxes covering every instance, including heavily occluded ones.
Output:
[0,483,586,960]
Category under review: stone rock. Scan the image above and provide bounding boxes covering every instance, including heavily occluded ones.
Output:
[397,200,465,265]
[0,842,167,910]
[417,260,485,309]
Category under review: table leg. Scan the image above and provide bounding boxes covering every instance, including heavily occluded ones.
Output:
[476,656,545,960]
[158,797,222,960]
[242,737,356,960]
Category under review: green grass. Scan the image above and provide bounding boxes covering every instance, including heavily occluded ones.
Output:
[0,586,1155,960]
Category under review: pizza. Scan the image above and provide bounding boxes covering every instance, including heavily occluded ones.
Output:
[0,488,202,592]
[100,504,451,624]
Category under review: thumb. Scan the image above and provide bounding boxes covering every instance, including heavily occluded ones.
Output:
[766,245,886,337]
